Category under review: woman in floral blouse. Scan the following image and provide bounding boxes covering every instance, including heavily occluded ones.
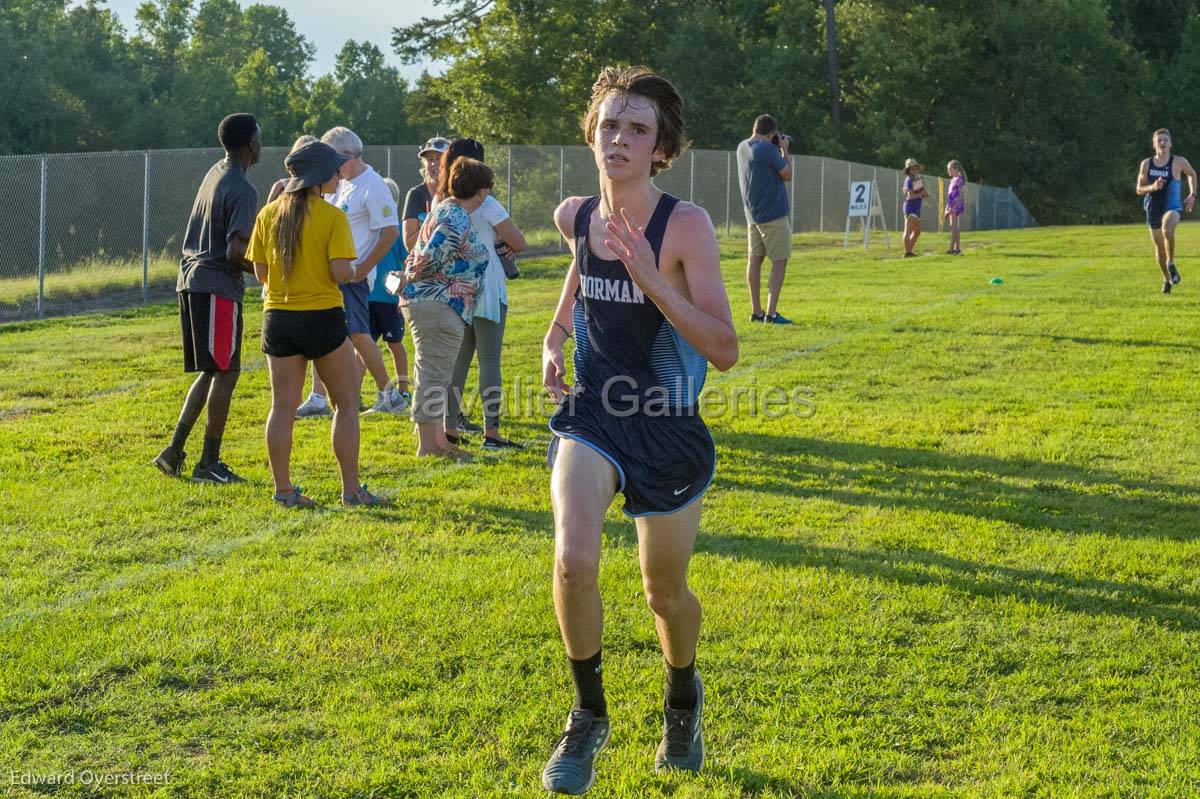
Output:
[396,157,494,459]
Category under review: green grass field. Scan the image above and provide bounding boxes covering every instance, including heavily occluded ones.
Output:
[1,224,1198,798]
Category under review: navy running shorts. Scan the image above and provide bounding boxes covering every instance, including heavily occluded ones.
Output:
[340,280,371,335]
[1147,204,1182,230]
[179,291,242,373]
[368,300,405,343]
[548,392,716,517]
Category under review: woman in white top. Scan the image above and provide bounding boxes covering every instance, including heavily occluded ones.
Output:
[440,139,527,449]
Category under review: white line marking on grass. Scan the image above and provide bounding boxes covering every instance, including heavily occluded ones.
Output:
[0,514,310,633]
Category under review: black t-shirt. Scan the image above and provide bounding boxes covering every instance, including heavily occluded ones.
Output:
[402,183,433,224]
[177,158,258,301]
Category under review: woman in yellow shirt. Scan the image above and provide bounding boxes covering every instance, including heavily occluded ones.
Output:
[248,141,384,508]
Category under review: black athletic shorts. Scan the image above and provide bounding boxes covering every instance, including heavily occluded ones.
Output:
[548,392,716,517]
[368,300,405,343]
[179,291,242,373]
[261,307,348,360]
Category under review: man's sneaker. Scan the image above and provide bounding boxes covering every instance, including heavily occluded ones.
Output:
[393,391,412,414]
[192,460,246,484]
[482,436,523,450]
[152,446,185,477]
[296,396,332,419]
[904,251,916,258]
[750,312,765,323]
[655,674,704,773]
[541,709,610,795]
[1169,263,1181,284]
[765,312,793,325]
[1163,280,1173,294]
[457,413,484,433]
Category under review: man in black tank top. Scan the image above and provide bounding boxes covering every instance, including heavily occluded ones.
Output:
[1136,128,1197,293]
[538,67,739,794]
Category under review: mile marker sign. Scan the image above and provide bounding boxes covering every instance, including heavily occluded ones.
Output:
[848,180,871,217]
[844,178,891,249]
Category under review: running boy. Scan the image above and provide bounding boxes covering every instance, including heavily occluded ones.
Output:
[539,66,738,794]
[1136,128,1197,293]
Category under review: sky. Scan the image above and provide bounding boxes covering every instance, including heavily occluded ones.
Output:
[94,0,447,83]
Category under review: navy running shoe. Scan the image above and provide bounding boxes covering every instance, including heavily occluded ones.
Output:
[1169,263,1181,285]
[542,709,610,794]
[655,674,704,773]
[765,312,794,325]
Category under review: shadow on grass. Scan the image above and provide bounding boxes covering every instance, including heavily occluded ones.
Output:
[703,536,1200,632]
[716,766,928,798]
[716,432,1199,542]
[471,432,1200,631]
[478,500,1200,632]
[894,323,1200,354]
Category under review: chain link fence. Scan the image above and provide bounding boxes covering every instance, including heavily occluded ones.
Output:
[0,145,1034,323]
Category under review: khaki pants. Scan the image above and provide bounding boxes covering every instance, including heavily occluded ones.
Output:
[748,215,792,262]
[402,301,466,424]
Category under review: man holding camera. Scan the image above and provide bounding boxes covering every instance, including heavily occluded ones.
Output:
[736,114,793,324]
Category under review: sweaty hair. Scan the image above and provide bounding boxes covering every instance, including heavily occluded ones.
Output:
[1154,128,1172,140]
[753,114,778,136]
[947,160,967,181]
[582,66,687,176]
[218,113,258,152]
[436,138,485,199]
[447,158,494,200]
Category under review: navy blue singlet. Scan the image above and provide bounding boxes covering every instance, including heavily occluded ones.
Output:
[569,194,708,415]
[1145,154,1182,226]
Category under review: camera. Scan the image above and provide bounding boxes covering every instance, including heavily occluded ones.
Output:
[772,132,791,148]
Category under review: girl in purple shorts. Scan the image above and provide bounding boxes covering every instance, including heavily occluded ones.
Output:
[902,158,928,257]
[944,160,966,255]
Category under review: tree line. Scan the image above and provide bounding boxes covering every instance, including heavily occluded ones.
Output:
[7,0,1200,224]
[1,0,444,158]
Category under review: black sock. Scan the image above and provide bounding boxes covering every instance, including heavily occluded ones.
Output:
[199,435,222,467]
[569,650,606,717]
[666,658,697,711]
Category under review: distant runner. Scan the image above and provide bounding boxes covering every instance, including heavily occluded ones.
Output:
[1136,128,1197,293]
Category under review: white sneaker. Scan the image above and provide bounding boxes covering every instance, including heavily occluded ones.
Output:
[295,395,332,419]
[364,389,406,416]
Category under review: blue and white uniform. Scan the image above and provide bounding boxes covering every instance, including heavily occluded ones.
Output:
[548,194,716,517]
[1145,154,1182,228]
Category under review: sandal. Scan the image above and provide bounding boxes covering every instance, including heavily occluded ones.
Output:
[342,484,388,507]
[273,486,316,509]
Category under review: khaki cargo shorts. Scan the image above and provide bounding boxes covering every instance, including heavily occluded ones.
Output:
[748,215,792,261]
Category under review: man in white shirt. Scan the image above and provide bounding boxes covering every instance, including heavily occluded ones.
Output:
[296,127,404,417]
